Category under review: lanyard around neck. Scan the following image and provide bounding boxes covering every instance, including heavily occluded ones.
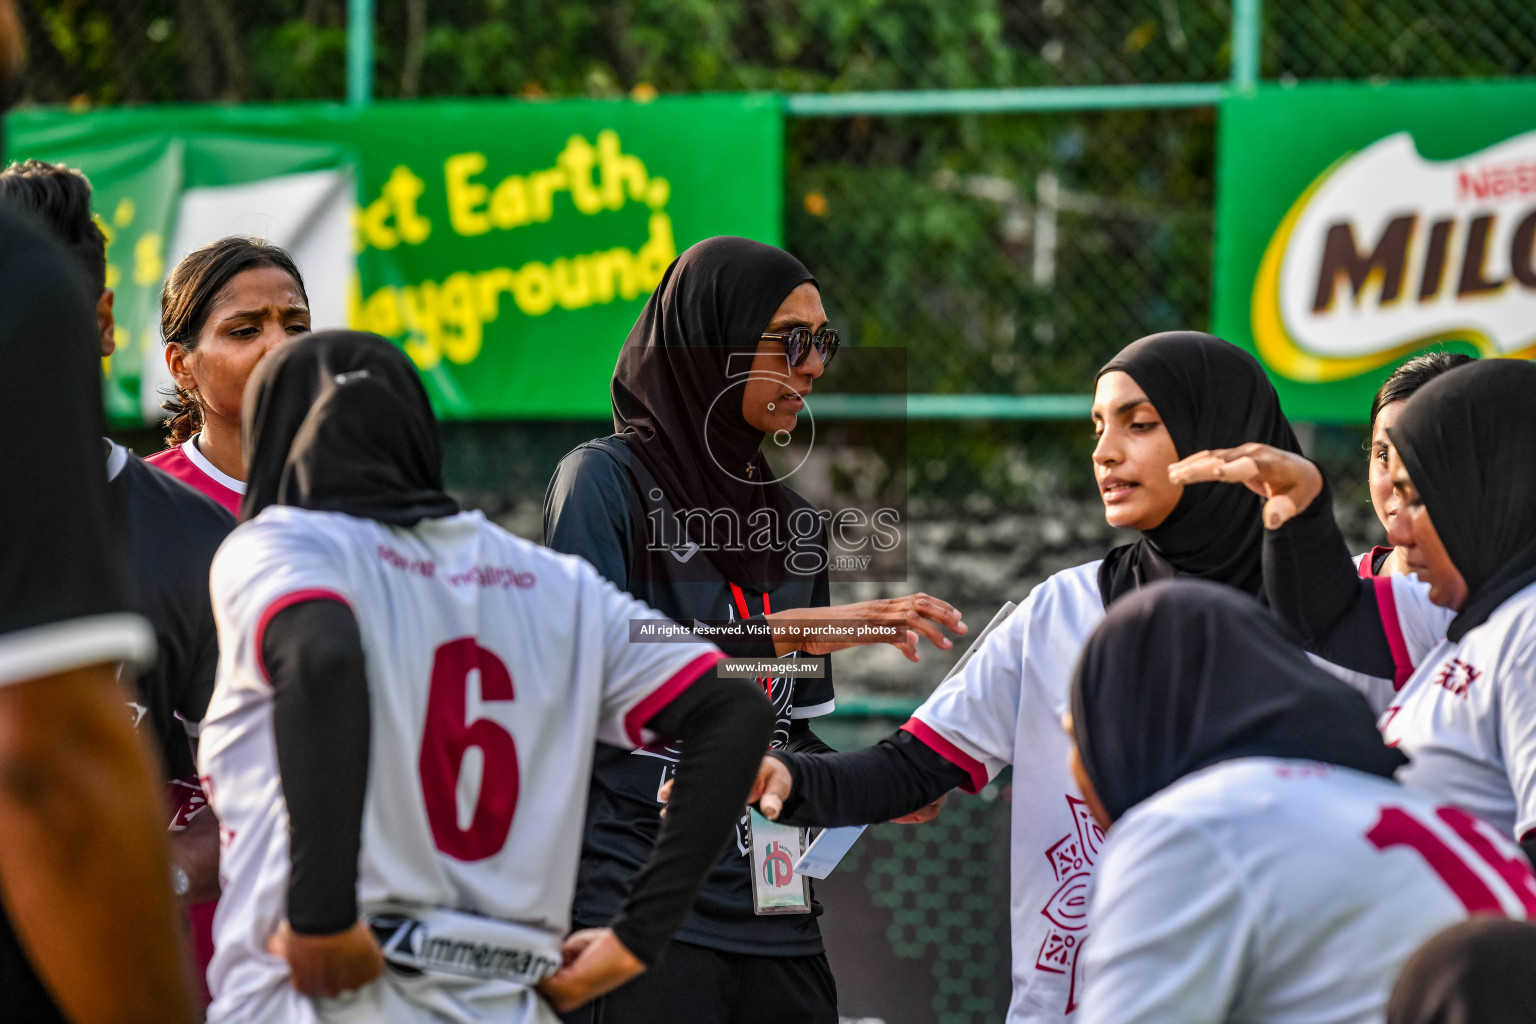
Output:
[729,581,771,619]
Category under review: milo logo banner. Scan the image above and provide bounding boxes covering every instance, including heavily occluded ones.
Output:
[1213,82,1536,421]
[7,96,780,423]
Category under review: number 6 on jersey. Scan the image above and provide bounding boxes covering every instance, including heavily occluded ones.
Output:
[419,638,520,861]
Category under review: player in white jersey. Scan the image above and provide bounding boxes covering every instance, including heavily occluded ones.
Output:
[1173,359,1536,863]
[749,332,1303,1023]
[1068,579,1536,1024]
[199,331,774,1024]
[1358,352,1473,582]
[1325,354,1470,711]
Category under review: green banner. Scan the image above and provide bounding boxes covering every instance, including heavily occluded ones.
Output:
[1213,81,1536,422]
[8,95,782,423]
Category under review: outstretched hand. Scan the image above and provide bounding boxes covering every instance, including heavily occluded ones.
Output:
[767,593,966,662]
[1168,443,1324,529]
[537,928,645,1013]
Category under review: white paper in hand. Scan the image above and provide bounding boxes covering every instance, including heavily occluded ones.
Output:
[789,600,1020,881]
[794,825,867,879]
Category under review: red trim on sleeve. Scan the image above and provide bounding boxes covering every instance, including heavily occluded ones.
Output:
[1372,575,1414,690]
[1358,546,1393,580]
[623,651,726,748]
[254,589,352,684]
[901,717,988,795]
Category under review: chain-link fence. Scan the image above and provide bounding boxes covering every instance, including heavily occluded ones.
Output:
[19,1,1533,426]
[21,1,1536,104]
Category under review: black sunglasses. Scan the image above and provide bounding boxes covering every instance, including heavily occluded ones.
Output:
[760,326,840,368]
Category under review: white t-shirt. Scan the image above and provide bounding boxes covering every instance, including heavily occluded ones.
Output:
[1083,757,1536,1024]
[1383,580,1536,841]
[904,561,1105,1024]
[199,507,722,1024]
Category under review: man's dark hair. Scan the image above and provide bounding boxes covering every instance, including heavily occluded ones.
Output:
[0,159,107,296]
[1369,351,1476,429]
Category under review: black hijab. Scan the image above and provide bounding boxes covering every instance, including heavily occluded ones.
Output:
[1095,332,1302,608]
[240,330,459,526]
[612,236,816,586]
[1387,359,1536,642]
[1386,918,1536,1024]
[1070,578,1406,824]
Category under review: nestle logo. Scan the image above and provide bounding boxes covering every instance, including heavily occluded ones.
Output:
[1432,657,1481,698]
[1457,162,1536,202]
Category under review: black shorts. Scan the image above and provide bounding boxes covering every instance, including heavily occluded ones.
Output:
[559,938,838,1024]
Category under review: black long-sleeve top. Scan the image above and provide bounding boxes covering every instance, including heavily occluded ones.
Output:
[544,435,840,956]
[1262,478,1395,679]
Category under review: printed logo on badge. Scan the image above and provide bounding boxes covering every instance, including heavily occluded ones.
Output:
[762,840,795,886]
[748,809,811,914]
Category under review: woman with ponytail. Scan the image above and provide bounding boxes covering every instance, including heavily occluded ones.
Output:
[146,237,310,514]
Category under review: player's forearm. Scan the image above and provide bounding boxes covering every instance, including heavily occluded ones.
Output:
[0,665,197,1024]
[770,730,967,828]
[1263,483,1395,677]
[265,600,371,935]
[610,677,773,964]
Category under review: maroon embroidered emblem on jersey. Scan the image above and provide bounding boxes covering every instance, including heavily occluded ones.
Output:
[1433,658,1481,698]
[1036,794,1104,1013]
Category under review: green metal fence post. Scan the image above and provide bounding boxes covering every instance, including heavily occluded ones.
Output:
[1230,0,1262,93]
[347,0,375,107]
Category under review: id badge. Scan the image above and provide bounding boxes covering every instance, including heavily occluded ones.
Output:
[747,808,811,915]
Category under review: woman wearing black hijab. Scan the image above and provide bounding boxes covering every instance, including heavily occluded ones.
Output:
[1069,579,1534,1024]
[545,236,966,1024]
[1174,359,1536,862]
[750,332,1304,1024]
[1387,918,1536,1024]
[198,331,776,1021]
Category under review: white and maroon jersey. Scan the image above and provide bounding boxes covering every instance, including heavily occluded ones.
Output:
[902,561,1105,1024]
[1356,545,1392,579]
[1382,580,1536,843]
[199,506,723,1024]
[1082,757,1536,1024]
[1314,569,1454,715]
[146,432,245,516]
